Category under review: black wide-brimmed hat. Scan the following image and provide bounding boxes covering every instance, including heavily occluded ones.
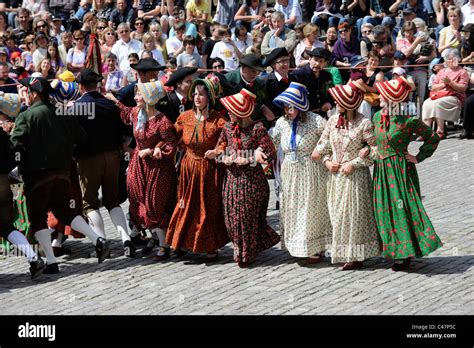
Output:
[130,58,166,72]
[76,69,104,84]
[19,76,54,94]
[305,47,331,61]
[263,47,289,67]
[239,54,264,72]
[165,67,198,87]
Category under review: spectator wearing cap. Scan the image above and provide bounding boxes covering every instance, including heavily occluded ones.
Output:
[32,32,48,68]
[10,76,110,273]
[67,30,87,74]
[73,69,133,257]
[210,26,242,71]
[261,11,297,57]
[109,0,136,30]
[0,62,16,93]
[274,0,303,27]
[294,23,325,68]
[226,54,275,124]
[160,66,197,123]
[111,23,142,71]
[290,47,334,116]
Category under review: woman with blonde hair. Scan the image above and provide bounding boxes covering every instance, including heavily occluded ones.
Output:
[139,32,166,66]
[100,27,117,59]
[438,6,463,55]
[294,23,324,67]
[149,22,168,63]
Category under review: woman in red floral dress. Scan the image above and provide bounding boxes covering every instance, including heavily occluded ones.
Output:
[211,89,280,267]
[108,81,178,260]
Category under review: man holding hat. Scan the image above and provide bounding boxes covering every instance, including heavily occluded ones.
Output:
[74,68,135,257]
[116,57,166,107]
[10,76,110,273]
[160,66,197,124]
[226,54,275,126]
[291,47,334,118]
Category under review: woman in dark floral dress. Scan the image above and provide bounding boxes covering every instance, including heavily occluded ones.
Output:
[108,81,178,260]
[211,89,280,267]
[373,77,442,271]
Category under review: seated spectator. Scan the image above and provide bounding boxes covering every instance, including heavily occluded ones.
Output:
[111,23,141,71]
[234,0,267,32]
[246,27,265,57]
[461,0,474,26]
[47,42,64,74]
[371,25,395,75]
[361,0,397,31]
[232,24,253,54]
[123,52,139,85]
[103,52,124,93]
[260,10,297,57]
[33,17,49,38]
[139,32,166,65]
[32,32,48,68]
[422,49,469,139]
[22,0,48,19]
[460,23,474,85]
[210,26,242,71]
[331,22,360,81]
[4,33,21,61]
[109,0,136,30]
[324,25,337,52]
[11,8,32,42]
[294,23,324,67]
[176,35,204,68]
[360,23,374,56]
[311,0,343,32]
[0,12,11,39]
[0,61,18,93]
[35,57,55,79]
[186,0,211,35]
[215,0,240,28]
[274,0,303,27]
[169,6,198,39]
[209,56,225,73]
[148,22,168,63]
[67,30,87,74]
[137,0,162,22]
[438,6,462,56]
[166,22,186,59]
[101,26,117,59]
[96,0,115,22]
[131,18,146,41]
[201,23,222,68]
[59,32,73,66]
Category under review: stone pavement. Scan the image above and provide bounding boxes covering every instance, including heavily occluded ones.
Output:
[0,133,473,315]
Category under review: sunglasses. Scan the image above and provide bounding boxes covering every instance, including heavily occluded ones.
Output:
[339,29,348,33]
[97,26,106,29]
[120,30,130,34]
[363,30,372,34]
[37,24,47,28]
[106,32,114,35]
[135,22,144,25]
[74,37,84,40]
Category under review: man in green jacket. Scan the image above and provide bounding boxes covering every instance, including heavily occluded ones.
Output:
[10,76,110,274]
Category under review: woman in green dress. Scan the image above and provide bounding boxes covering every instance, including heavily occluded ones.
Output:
[373,77,443,271]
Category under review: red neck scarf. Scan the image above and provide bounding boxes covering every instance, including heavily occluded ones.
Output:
[380,109,390,129]
[335,113,347,129]
[232,122,242,150]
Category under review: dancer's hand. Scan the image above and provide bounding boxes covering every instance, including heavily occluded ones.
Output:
[255,149,268,164]
[204,149,218,160]
[359,147,369,158]
[311,149,321,161]
[405,153,418,164]
[325,160,340,173]
[138,149,152,158]
[340,162,354,176]
[153,147,162,159]
[222,155,234,166]
[234,156,250,166]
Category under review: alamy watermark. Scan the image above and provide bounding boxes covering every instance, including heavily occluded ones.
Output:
[386,101,420,117]
[55,101,96,120]
[215,148,258,167]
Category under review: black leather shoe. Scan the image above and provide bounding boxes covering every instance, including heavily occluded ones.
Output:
[95,237,110,263]
[123,240,136,258]
[141,239,156,255]
[392,258,411,271]
[130,234,148,247]
[29,258,45,279]
[43,262,59,274]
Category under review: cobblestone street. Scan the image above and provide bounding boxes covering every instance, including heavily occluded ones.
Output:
[1,134,473,315]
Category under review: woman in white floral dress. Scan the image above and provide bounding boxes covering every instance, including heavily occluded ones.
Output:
[271,82,332,263]
[313,82,381,270]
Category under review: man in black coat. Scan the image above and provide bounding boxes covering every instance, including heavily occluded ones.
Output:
[74,69,136,258]
[290,47,335,118]
[10,76,110,274]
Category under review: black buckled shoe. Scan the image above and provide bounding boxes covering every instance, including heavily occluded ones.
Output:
[459,130,473,140]
[95,237,110,264]
[29,258,45,280]
[123,240,136,258]
[141,239,157,255]
[392,258,411,271]
[43,262,59,274]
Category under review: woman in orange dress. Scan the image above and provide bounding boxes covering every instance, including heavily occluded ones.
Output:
[166,74,229,261]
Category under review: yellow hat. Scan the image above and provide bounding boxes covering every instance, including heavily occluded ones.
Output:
[58,70,76,83]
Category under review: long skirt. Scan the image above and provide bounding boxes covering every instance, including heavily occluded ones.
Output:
[327,168,381,263]
[223,165,280,263]
[166,153,229,253]
[422,96,461,122]
[280,158,332,257]
[373,155,442,259]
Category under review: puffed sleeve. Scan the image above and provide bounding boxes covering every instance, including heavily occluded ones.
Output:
[409,117,440,163]
[315,116,333,162]
[116,100,134,125]
[350,118,376,168]
[270,118,283,149]
[174,112,185,139]
[215,122,229,154]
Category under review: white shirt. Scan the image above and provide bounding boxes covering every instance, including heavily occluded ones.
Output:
[138,49,166,66]
[166,36,183,59]
[294,40,324,67]
[111,38,142,71]
[274,0,303,25]
[210,41,240,71]
[232,33,253,54]
[462,3,474,25]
